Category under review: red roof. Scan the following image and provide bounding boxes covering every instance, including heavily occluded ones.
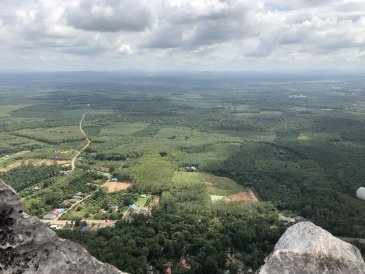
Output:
[63,200,71,206]
[165,267,172,274]
[179,257,191,270]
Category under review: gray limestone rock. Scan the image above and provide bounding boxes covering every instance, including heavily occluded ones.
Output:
[259,221,365,274]
[0,179,126,274]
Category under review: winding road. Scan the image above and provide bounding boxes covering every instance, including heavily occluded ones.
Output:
[71,113,90,171]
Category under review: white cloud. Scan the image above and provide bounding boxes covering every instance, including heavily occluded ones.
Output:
[66,0,154,32]
[0,0,364,70]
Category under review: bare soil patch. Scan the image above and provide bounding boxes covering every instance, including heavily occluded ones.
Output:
[0,159,70,172]
[0,162,22,172]
[32,159,70,167]
[224,190,258,203]
[104,181,132,193]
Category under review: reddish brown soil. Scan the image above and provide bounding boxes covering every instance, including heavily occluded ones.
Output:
[223,190,258,203]
[103,181,131,193]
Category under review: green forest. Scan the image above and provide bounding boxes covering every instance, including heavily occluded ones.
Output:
[1,72,365,273]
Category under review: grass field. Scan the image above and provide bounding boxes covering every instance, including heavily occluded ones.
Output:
[172,171,247,196]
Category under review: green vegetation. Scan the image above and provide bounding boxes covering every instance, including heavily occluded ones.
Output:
[1,72,365,273]
[0,164,59,192]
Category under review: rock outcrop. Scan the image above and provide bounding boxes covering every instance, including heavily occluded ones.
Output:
[356,187,365,201]
[259,221,365,274]
[0,179,125,274]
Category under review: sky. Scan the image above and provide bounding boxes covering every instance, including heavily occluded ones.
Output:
[0,0,364,71]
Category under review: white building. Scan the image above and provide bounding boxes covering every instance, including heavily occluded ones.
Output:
[356,187,365,201]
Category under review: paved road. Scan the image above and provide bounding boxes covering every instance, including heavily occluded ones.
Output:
[71,113,90,171]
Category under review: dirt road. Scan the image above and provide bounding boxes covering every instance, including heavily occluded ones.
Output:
[71,113,90,170]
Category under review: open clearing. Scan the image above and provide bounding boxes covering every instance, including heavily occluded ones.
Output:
[224,190,258,202]
[0,159,70,172]
[210,195,224,202]
[173,171,247,196]
[103,181,131,193]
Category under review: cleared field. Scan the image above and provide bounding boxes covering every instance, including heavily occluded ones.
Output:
[0,161,22,172]
[0,104,33,117]
[13,126,85,144]
[224,190,258,203]
[103,181,131,193]
[172,171,247,196]
[99,122,149,137]
[297,132,341,141]
[0,159,70,172]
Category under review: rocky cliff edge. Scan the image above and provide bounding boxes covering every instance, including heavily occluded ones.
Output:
[259,221,365,274]
[0,179,125,274]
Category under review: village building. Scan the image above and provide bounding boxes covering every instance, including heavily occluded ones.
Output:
[295,216,306,222]
[42,213,58,220]
[43,208,65,220]
[179,257,191,270]
[60,170,70,175]
[110,205,119,212]
[133,207,151,217]
[63,200,71,207]
[80,225,89,232]
[185,166,198,172]
[129,204,139,211]
[99,220,116,228]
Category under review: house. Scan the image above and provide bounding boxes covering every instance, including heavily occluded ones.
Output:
[99,220,116,228]
[60,170,70,175]
[50,225,60,230]
[295,216,306,222]
[43,208,64,220]
[76,192,83,197]
[80,226,89,232]
[165,267,172,274]
[110,205,119,212]
[140,194,148,198]
[89,226,98,232]
[55,208,65,214]
[179,257,191,270]
[111,178,118,182]
[138,207,151,217]
[43,213,58,220]
[63,200,71,207]
[186,166,198,172]
[129,204,139,211]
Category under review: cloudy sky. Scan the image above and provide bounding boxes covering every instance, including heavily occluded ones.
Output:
[0,0,364,71]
